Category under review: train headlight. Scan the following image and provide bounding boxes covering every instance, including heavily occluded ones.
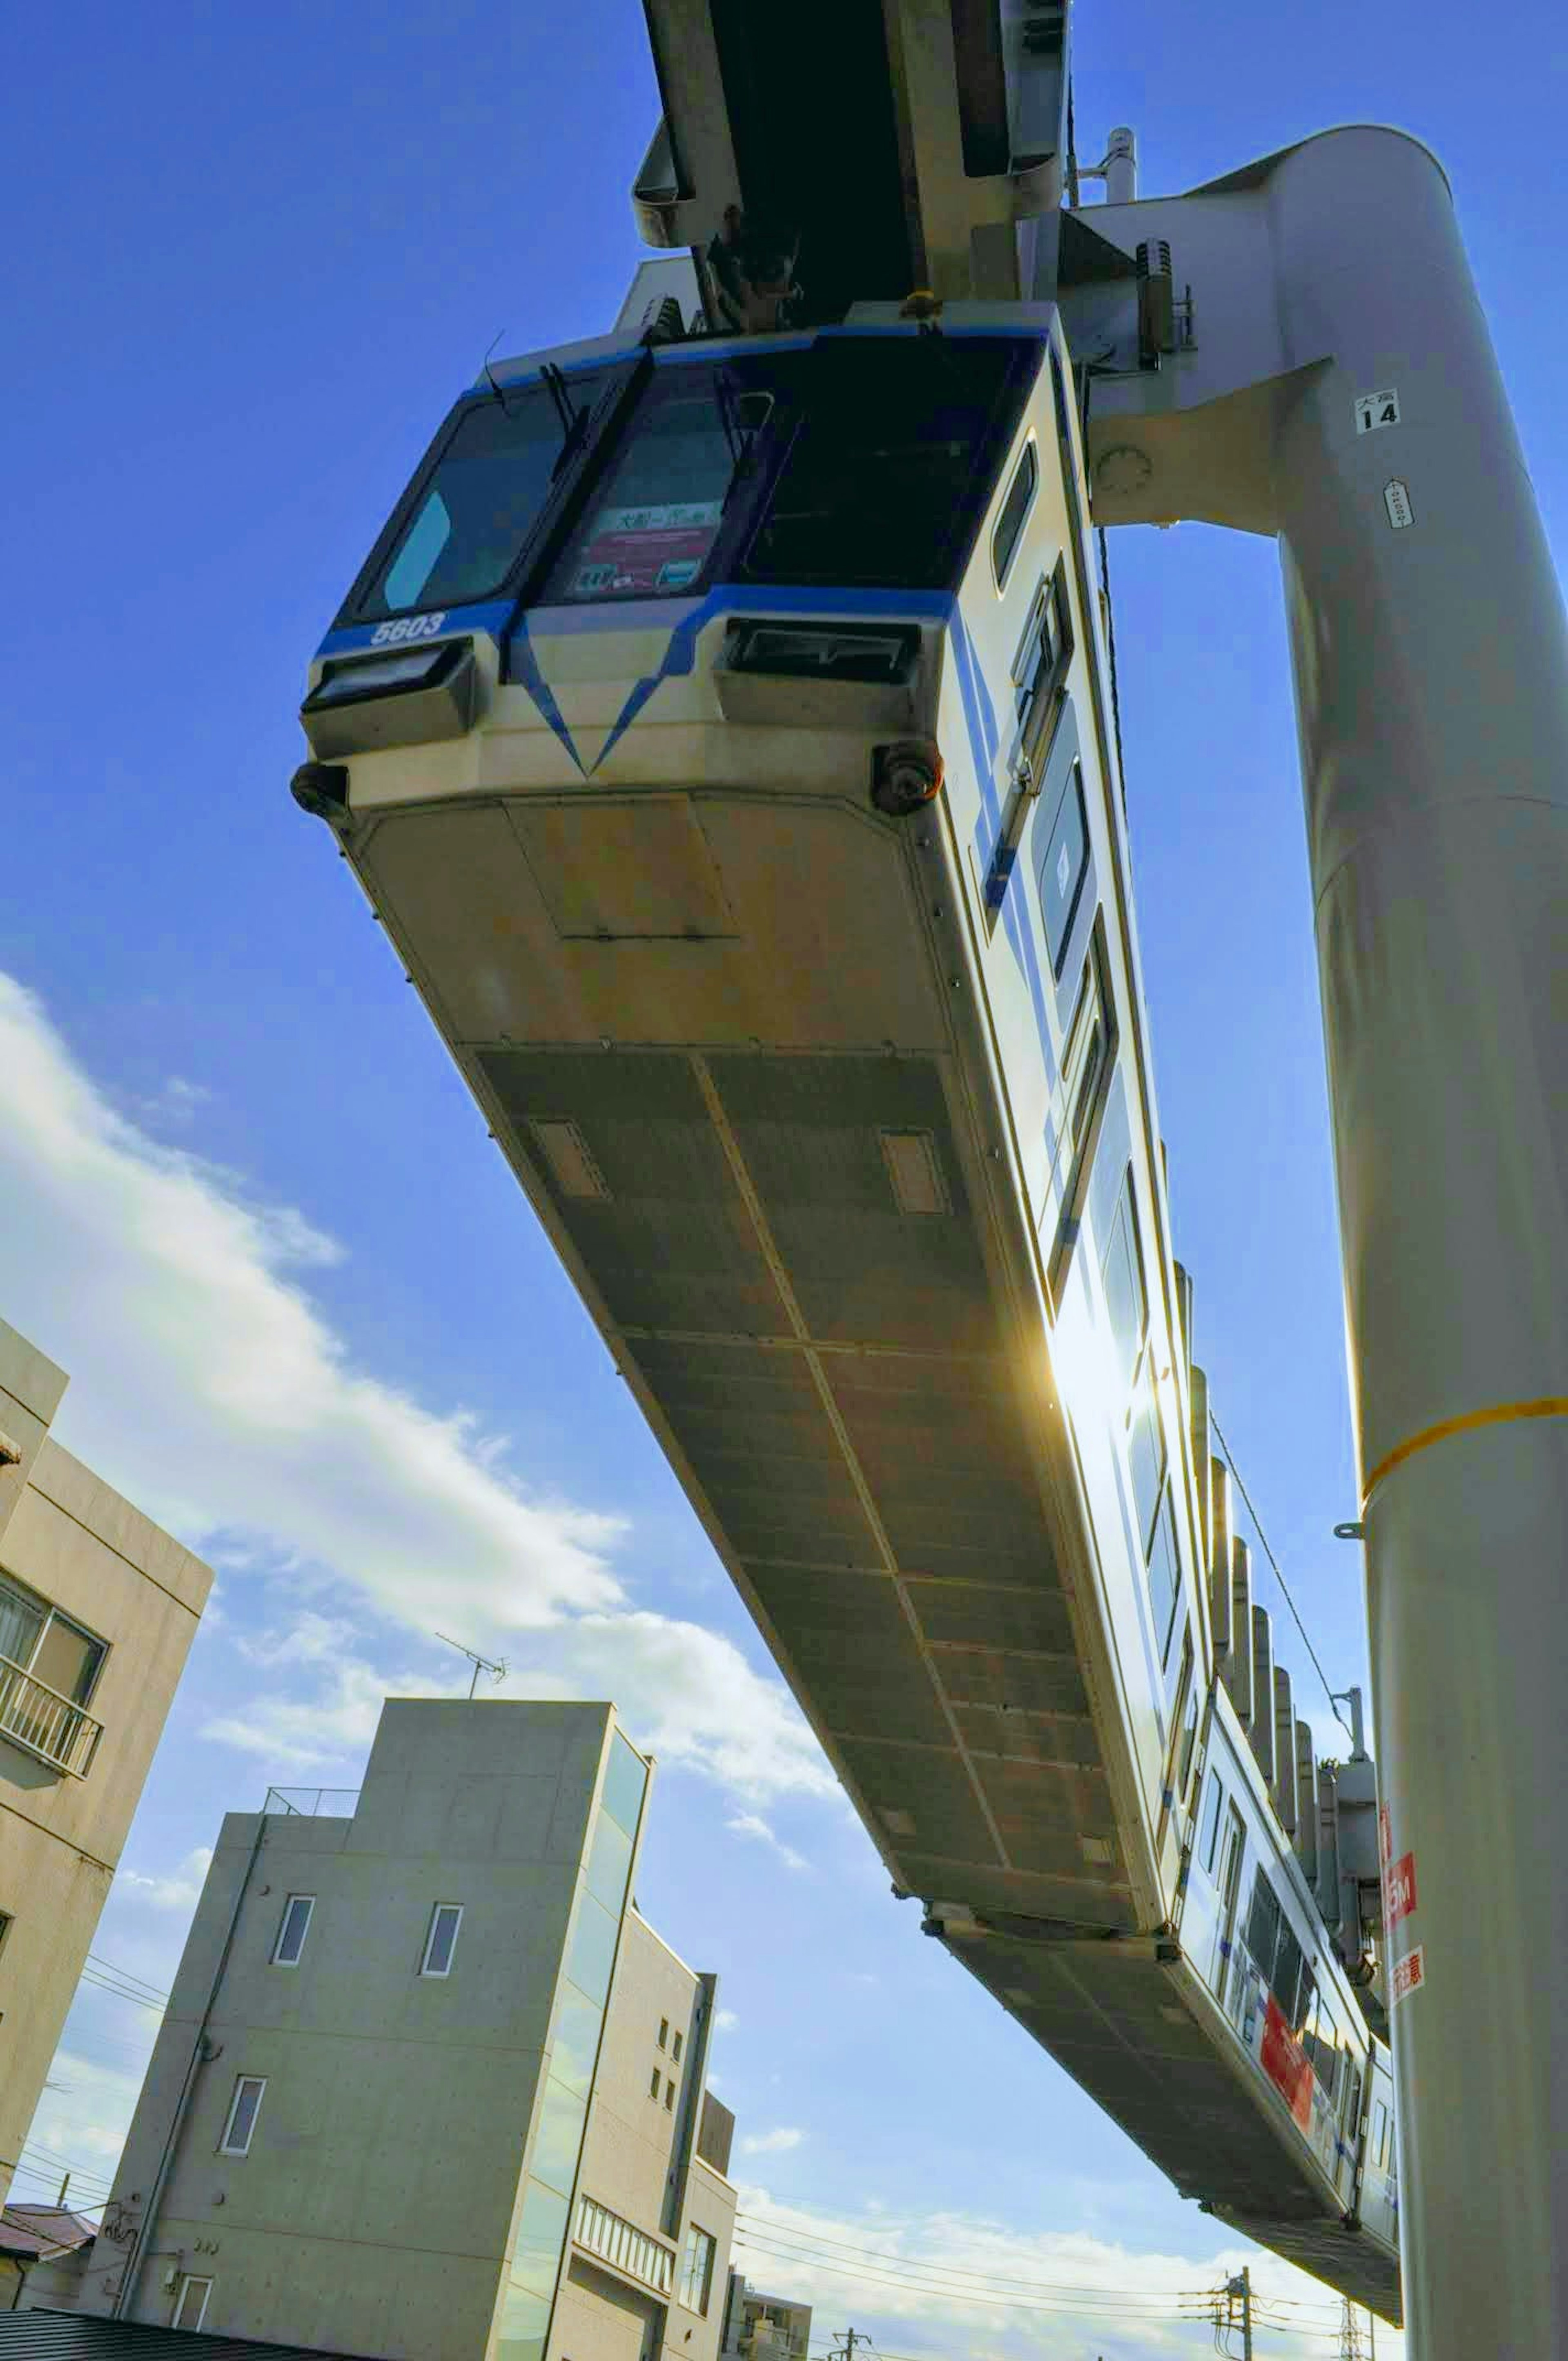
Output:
[300,635,478,758]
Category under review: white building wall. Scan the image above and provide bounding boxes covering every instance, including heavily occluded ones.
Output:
[0,1315,211,2207]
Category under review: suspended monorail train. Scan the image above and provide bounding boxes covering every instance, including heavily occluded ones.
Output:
[292,301,1400,2319]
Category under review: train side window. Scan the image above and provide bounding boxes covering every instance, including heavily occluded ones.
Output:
[992,443,1038,588]
[980,570,1074,935]
[1343,2061,1363,2140]
[1145,1489,1182,1669]
[1100,1172,1147,1390]
[1371,2098,1389,2168]
[1307,1992,1341,2102]
[1061,933,1109,1154]
[1200,1773,1223,1873]
[1273,1918,1306,2029]
[1038,760,1090,981]
[1245,1870,1281,1984]
[1015,563,1073,759]
[1046,925,1118,1308]
[1129,1369,1168,1555]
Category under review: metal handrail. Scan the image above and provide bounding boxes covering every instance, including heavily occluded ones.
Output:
[263,1785,361,1817]
[0,1650,103,1777]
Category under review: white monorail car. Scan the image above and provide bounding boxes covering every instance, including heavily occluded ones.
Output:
[293,308,1399,2320]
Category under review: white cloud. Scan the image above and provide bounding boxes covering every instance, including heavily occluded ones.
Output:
[20,2047,147,2203]
[203,1646,477,1770]
[715,2009,739,2032]
[726,2193,1386,2358]
[726,1810,809,1872]
[0,975,836,1808]
[740,2127,806,2156]
[119,1845,214,1911]
[0,973,624,1635]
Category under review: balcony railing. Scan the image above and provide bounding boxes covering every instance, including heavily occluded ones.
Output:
[0,1653,103,1777]
[263,1786,361,1817]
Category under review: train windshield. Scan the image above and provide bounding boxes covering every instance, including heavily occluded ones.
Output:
[354,375,605,621]
[546,336,1035,604]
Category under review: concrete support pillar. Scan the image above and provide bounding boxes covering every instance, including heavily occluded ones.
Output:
[1270,125,1568,2359]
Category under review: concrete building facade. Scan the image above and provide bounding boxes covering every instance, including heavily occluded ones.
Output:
[81,1700,737,2361]
[0,1315,212,2205]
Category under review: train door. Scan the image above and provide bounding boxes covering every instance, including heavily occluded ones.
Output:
[1216,1800,1247,2010]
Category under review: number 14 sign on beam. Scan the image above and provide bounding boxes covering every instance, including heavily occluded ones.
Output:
[1356,388,1402,433]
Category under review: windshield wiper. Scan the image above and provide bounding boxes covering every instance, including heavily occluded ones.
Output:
[542,363,592,479]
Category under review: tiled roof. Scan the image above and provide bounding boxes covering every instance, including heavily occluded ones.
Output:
[2,2205,98,2253]
[0,2312,380,2360]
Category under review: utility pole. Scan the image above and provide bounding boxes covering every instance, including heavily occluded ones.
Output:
[1339,2296,1369,2360]
[1222,2269,1252,2360]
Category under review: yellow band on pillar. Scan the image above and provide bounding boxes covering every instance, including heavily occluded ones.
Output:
[1361,1395,1568,1508]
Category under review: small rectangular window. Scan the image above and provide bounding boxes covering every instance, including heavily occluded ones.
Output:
[658,2017,669,2049]
[219,2075,265,2157]
[1200,1773,1223,1874]
[981,567,1074,931]
[991,441,1038,588]
[272,1894,314,1967]
[1145,1490,1182,1671]
[664,2077,676,2111]
[421,1902,463,1978]
[172,2275,213,2330]
[1245,1873,1282,1989]
[1174,1640,1199,1795]
[671,2029,683,2063]
[1100,1173,1147,1392]
[0,1910,12,1958]
[1129,1368,1168,1559]
[1272,1916,1306,2028]
[650,2065,662,2100]
[1038,760,1091,979]
[679,2224,716,2315]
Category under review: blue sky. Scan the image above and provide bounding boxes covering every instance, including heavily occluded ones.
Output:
[6,0,1564,2349]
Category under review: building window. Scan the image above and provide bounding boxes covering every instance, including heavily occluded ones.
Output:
[271,1895,314,1967]
[664,2076,676,2111]
[218,2075,266,2157]
[0,1911,11,1959]
[172,2275,213,2330]
[0,1569,108,1777]
[679,2223,716,2315]
[650,2065,662,2100]
[420,1902,463,1977]
[671,2029,683,2063]
[657,2017,669,2049]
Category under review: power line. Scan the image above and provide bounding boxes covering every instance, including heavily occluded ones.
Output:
[78,1967,165,2016]
[85,1953,169,2005]
[1210,1405,1353,1740]
[735,2212,1210,2303]
[731,2238,1208,2322]
[735,2226,1193,2306]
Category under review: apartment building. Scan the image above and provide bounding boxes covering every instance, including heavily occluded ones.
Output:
[0,1314,212,2205]
[79,1699,738,2361]
[719,2276,813,2361]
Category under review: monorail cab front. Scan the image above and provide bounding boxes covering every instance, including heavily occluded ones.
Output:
[299,319,1055,791]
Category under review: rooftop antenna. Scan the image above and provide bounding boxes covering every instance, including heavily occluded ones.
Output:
[434,1630,509,1699]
